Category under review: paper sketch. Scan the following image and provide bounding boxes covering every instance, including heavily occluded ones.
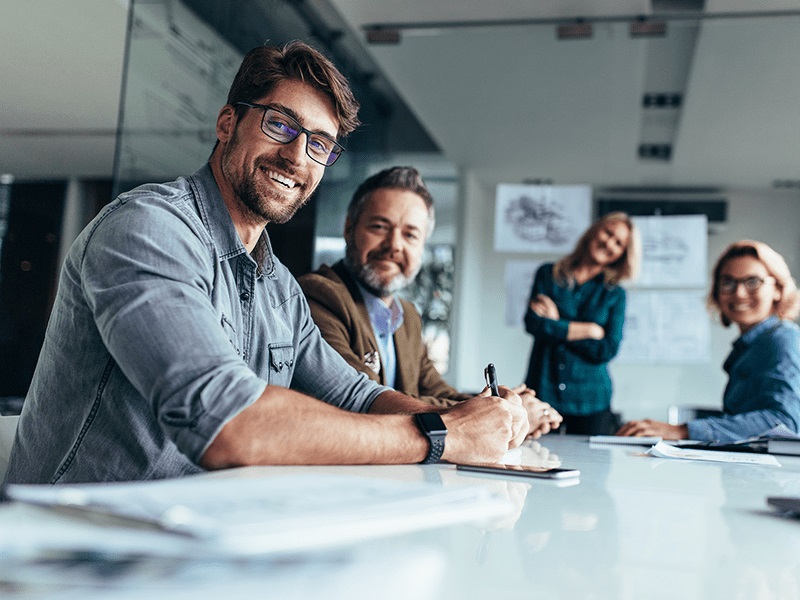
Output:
[633,215,708,288]
[504,261,542,327]
[494,185,591,253]
[618,290,711,364]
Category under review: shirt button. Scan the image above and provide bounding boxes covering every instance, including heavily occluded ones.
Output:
[559,364,566,370]
[240,291,250,302]
[558,383,566,391]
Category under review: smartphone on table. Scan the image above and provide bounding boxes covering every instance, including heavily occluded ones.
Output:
[456,463,580,479]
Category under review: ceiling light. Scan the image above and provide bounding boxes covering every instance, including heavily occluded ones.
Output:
[556,22,592,40]
[630,20,667,37]
[366,28,401,45]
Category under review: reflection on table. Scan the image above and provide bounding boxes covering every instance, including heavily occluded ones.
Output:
[2,434,800,599]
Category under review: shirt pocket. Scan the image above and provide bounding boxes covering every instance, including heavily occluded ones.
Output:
[268,342,295,387]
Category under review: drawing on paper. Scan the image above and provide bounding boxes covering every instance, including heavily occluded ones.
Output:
[494,184,591,253]
[504,195,573,245]
[633,215,707,288]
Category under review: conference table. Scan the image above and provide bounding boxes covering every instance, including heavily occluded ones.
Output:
[2,434,800,599]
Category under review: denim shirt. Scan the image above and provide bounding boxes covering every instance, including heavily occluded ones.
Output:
[687,316,800,443]
[5,164,388,484]
[524,263,626,416]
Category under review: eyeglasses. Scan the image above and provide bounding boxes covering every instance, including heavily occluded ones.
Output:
[718,275,776,294]
[234,102,344,167]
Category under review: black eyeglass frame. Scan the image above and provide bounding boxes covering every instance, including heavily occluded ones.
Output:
[234,102,345,167]
[717,275,776,294]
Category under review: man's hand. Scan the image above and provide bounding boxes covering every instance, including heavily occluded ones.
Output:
[616,419,689,440]
[530,294,559,320]
[512,384,562,438]
[440,386,529,464]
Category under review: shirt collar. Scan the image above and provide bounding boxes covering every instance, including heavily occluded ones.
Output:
[735,314,780,348]
[190,163,275,277]
[356,282,405,337]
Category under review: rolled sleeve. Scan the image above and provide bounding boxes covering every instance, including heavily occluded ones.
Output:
[290,288,390,413]
[82,194,267,463]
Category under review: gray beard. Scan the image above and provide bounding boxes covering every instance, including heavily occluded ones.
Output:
[344,245,418,298]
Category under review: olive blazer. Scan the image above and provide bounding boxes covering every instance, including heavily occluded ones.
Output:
[298,261,470,408]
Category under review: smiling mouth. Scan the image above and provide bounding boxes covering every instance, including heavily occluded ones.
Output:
[729,303,753,311]
[260,166,298,189]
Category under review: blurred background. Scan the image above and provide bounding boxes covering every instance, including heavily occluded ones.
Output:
[1,0,798,421]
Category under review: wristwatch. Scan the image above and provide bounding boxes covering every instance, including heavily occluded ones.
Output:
[414,412,447,464]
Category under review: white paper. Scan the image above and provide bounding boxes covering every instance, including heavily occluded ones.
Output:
[503,260,542,327]
[633,215,708,288]
[618,290,711,363]
[589,435,661,446]
[646,441,781,466]
[0,545,446,600]
[4,473,512,557]
[494,184,591,253]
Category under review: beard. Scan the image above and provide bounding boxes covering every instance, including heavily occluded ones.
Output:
[344,239,421,299]
[222,134,315,225]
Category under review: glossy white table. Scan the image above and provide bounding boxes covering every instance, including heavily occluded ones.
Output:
[199,434,800,599]
[3,434,800,599]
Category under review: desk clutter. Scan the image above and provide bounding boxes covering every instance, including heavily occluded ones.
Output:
[1,473,512,558]
[0,472,512,598]
[3,434,800,599]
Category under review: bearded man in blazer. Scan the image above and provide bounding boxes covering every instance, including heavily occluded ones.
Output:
[299,167,562,437]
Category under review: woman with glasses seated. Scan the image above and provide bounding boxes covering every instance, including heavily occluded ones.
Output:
[618,240,800,442]
[523,212,641,435]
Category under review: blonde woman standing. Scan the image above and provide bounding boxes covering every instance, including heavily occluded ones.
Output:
[524,212,640,435]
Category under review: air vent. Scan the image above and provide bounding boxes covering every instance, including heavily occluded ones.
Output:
[638,144,672,160]
[556,23,592,40]
[366,28,401,45]
[772,179,800,189]
[642,93,682,108]
[630,21,667,38]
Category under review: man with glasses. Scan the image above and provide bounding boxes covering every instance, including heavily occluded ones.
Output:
[5,42,527,484]
[299,167,562,439]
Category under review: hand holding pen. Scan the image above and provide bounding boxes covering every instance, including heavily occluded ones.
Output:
[486,362,561,438]
[484,363,500,397]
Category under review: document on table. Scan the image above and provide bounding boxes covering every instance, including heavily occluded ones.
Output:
[646,441,781,466]
[589,435,661,446]
[3,473,512,557]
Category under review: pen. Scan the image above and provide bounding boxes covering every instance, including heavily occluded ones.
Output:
[484,363,500,396]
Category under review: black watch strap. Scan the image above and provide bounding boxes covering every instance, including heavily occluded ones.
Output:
[414,412,447,464]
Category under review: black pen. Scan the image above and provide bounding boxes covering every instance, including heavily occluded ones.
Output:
[484,363,500,397]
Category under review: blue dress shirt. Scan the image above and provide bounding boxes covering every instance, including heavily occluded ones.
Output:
[356,283,405,389]
[687,316,800,442]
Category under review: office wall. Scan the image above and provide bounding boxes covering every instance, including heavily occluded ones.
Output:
[449,178,800,421]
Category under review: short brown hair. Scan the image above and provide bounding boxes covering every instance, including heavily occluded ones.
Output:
[554,212,641,286]
[708,239,800,326]
[226,41,360,137]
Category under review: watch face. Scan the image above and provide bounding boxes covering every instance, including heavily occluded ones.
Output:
[416,412,447,435]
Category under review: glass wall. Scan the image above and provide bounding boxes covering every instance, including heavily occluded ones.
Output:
[116,0,458,375]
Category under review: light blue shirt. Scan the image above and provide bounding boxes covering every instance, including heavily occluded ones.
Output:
[687,316,800,442]
[5,164,389,484]
[356,283,404,388]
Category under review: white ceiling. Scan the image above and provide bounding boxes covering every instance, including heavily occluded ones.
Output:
[328,0,800,189]
[2,0,800,191]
